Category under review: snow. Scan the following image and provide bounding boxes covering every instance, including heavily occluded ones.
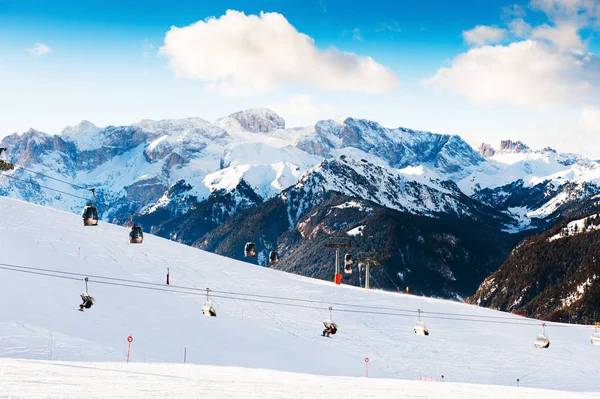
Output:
[561,276,598,308]
[146,134,169,153]
[0,196,599,394]
[60,120,102,151]
[549,215,600,241]
[5,111,600,233]
[347,225,365,236]
[0,359,596,399]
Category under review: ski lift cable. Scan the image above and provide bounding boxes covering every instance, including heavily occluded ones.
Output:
[0,262,518,320]
[2,263,590,328]
[380,267,400,291]
[0,173,90,201]
[369,271,384,290]
[0,264,540,325]
[0,261,579,324]
[14,165,89,191]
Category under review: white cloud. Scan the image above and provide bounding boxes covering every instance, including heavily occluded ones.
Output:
[425,0,600,109]
[159,10,398,95]
[530,0,600,23]
[531,22,584,51]
[26,43,51,57]
[508,18,532,37]
[269,94,338,124]
[352,28,363,41]
[423,40,600,108]
[462,25,507,46]
[502,4,527,19]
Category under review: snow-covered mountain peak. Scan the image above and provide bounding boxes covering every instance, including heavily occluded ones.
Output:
[477,143,496,157]
[134,117,210,133]
[289,156,489,219]
[60,120,99,136]
[215,108,286,134]
[498,140,530,154]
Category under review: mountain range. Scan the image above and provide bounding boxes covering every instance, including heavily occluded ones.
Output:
[2,108,600,300]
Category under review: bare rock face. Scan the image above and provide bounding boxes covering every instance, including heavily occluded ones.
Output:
[477,143,496,157]
[228,108,285,133]
[499,140,530,154]
[145,136,173,162]
[126,177,167,205]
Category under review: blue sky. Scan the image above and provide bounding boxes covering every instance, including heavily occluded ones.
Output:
[2,0,600,156]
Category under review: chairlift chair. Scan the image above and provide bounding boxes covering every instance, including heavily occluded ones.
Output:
[590,323,600,345]
[269,250,279,265]
[414,309,429,336]
[201,288,216,317]
[129,224,143,244]
[322,306,339,337]
[534,323,550,348]
[79,277,96,312]
[244,242,256,257]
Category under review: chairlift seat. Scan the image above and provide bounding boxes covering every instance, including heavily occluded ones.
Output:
[202,301,217,317]
[414,321,429,336]
[534,334,550,348]
[323,320,339,334]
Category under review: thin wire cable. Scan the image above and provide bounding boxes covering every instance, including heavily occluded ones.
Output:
[0,173,89,201]
[0,264,537,325]
[15,165,88,191]
[380,267,400,291]
[369,271,383,290]
[0,262,578,323]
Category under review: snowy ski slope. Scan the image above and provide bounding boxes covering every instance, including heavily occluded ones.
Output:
[0,197,599,394]
[1,359,598,399]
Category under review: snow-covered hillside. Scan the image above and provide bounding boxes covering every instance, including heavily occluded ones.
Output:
[0,197,599,393]
[0,359,595,399]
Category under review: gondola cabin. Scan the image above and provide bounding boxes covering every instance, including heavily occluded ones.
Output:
[82,204,99,226]
[344,253,353,266]
[129,224,143,244]
[244,242,256,257]
[269,250,279,265]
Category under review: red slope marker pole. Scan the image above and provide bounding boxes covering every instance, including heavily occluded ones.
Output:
[166,268,170,285]
[184,347,186,364]
[364,357,369,378]
[126,335,133,363]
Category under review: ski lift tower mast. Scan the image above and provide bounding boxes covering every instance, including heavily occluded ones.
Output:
[357,252,380,290]
[324,236,351,285]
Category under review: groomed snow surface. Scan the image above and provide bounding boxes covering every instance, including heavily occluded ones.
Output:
[1,359,598,399]
[0,197,599,398]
